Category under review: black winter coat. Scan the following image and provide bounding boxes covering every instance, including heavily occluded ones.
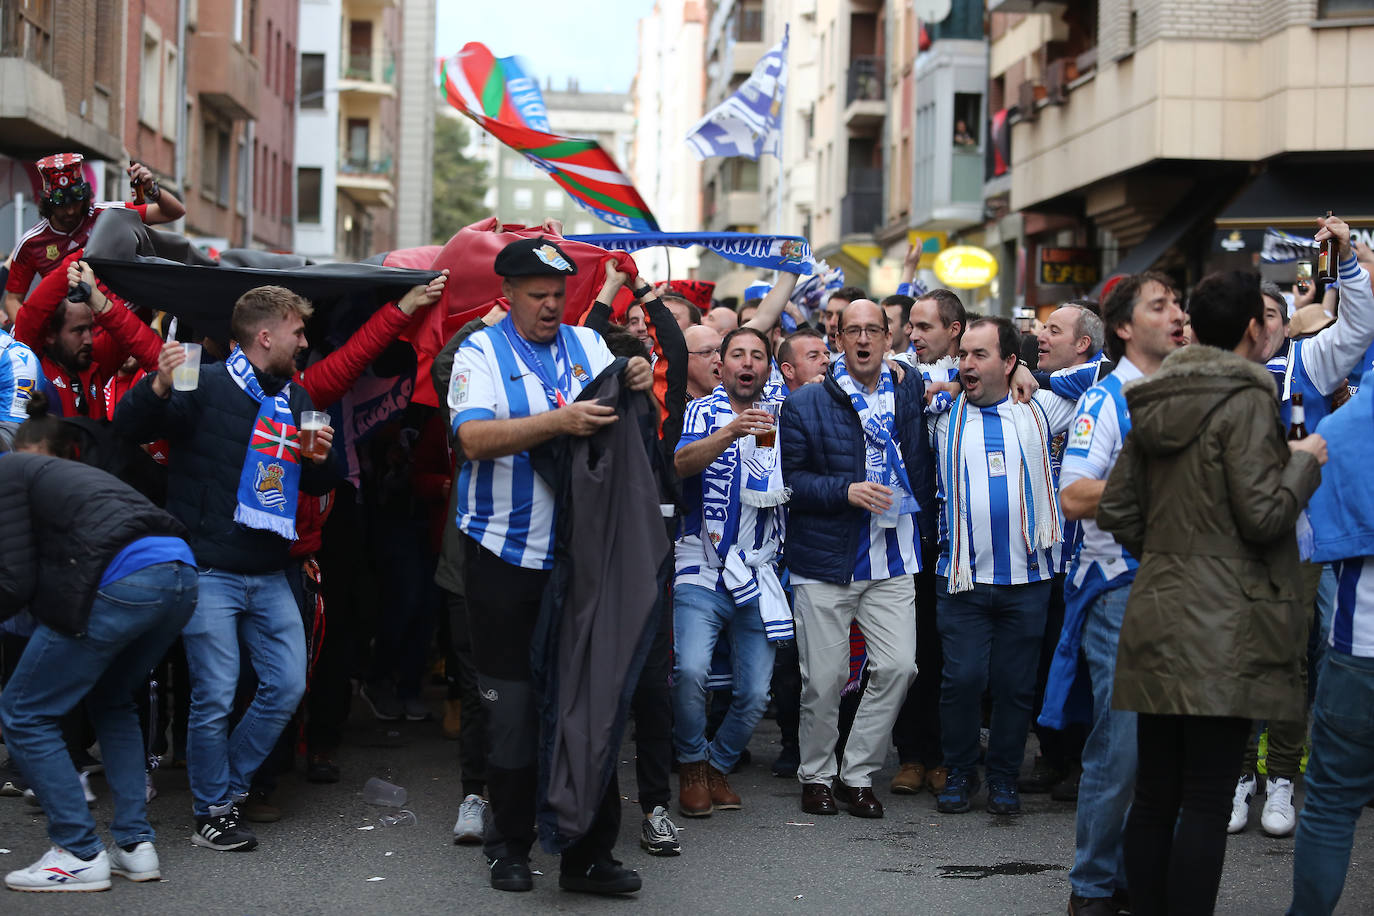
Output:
[0,453,189,635]
[779,367,935,583]
[114,361,333,573]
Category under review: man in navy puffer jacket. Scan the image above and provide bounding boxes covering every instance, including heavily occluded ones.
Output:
[779,299,935,819]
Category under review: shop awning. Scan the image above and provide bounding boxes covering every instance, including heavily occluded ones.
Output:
[1214,163,1374,230]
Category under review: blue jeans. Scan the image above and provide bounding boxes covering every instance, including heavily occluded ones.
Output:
[0,562,196,858]
[1070,584,1138,899]
[184,568,306,816]
[672,584,775,772]
[936,580,1050,784]
[1308,564,1338,702]
[1288,651,1374,916]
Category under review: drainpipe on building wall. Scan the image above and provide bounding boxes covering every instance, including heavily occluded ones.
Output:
[244,119,255,248]
[175,0,189,232]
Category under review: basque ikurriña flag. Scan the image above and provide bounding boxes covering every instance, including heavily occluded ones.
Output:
[251,416,302,465]
[441,43,660,232]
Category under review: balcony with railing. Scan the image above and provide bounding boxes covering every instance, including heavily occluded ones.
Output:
[338,139,394,207]
[841,167,882,237]
[339,46,396,96]
[844,56,885,131]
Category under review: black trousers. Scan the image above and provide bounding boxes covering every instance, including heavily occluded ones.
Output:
[444,587,488,797]
[1125,713,1250,916]
[312,486,371,751]
[464,537,620,868]
[771,640,801,755]
[1031,574,1086,767]
[893,541,944,768]
[630,563,673,813]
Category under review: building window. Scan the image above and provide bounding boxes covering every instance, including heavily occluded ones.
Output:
[139,27,160,128]
[347,20,373,80]
[505,156,538,179]
[543,189,562,210]
[201,118,231,207]
[513,188,533,210]
[281,160,291,224]
[298,167,322,223]
[573,221,593,235]
[346,119,370,169]
[237,136,249,215]
[162,44,178,138]
[300,53,325,109]
[1319,0,1374,14]
[266,18,273,87]
[734,0,764,42]
[285,41,295,100]
[247,0,258,53]
[953,93,981,146]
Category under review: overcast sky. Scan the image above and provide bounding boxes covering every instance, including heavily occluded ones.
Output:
[434,2,658,94]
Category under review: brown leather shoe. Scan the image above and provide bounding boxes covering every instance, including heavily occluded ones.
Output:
[801,783,838,815]
[837,782,884,818]
[926,766,949,795]
[706,764,742,810]
[678,761,713,817]
[890,762,926,795]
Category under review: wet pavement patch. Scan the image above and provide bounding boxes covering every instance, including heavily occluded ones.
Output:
[937,862,1067,880]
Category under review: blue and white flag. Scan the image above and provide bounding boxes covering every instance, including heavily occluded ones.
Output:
[685,25,788,160]
[567,230,814,274]
[1261,227,1320,264]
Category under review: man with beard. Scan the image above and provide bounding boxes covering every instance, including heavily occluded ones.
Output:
[13,259,162,418]
[5,155,184,322]
[781,300,934,819]
[672,327,789,817]
[115,286,337,854]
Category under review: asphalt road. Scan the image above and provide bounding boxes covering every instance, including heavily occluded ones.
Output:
[2,692,1372,915]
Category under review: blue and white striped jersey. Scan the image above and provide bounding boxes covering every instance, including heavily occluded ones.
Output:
[930,392,1075,586]
[674,397,784,590]
[1332,556,1374,658]
[447,321,615,570]
[1059,358,1142,589]
[1047,354,1109,401]
[0,329,41,424]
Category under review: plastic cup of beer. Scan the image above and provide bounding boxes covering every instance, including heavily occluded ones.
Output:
[300,410,329,460]
[753,401,779,448]
[172,342,202,391]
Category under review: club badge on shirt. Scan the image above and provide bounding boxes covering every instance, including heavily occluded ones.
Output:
[572,362,590,383]
[988,450,1007,478]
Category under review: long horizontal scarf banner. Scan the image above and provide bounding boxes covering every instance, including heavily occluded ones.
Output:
[566,231,814,275]
[1261,227,1320,263]
[441,43,660,233]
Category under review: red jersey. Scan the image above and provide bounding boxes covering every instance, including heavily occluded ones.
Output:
[6,202,149,296]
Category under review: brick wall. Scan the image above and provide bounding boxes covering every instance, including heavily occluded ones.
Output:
[1099,0,1319,60]
[123,0,180,184]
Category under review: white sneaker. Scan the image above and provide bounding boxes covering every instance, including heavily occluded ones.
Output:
[109,841,161,882]
[1228,774,1256,834]
[4,846,111,892]
[24,771,96,808]
[452,793,488,845]
[1261,776,1297,837]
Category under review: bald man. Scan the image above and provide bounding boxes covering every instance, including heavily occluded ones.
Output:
[684,325,723,400]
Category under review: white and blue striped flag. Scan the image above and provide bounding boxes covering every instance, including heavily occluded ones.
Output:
[686,25,788,161]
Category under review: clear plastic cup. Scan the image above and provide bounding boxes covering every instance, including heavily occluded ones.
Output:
[172,342,202,391]
[752,400,779,449]
[378,810,417,828]
[299,410,329,460]
[362,776,407,807]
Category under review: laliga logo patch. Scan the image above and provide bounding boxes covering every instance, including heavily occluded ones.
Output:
[533,244,573,272]
[1069,415,1094,450]
[254,461,288,510]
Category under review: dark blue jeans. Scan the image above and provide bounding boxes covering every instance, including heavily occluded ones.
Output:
[0,562,197,858]
[936,580,1051,784]
[1289,650,1374,916]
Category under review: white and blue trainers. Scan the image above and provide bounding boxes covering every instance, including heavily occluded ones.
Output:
[5,846,111,892]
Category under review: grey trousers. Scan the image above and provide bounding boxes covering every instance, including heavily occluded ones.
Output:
[794,576,917,788]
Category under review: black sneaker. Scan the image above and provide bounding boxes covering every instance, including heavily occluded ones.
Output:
[191,809,259,851]
[771,746,800,778]
[559,859,642,895]
[1051,762,1082,803]
[306,753,341,784]
[488,856,534,892]
[1017,755,1064,794]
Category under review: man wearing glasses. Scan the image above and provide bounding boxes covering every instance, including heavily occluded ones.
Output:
[5,154,184,324]
[780,299,934,819]
[683,325,724,400]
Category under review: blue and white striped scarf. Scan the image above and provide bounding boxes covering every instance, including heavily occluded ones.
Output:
[831,355,918,515]
[698,386,791,641]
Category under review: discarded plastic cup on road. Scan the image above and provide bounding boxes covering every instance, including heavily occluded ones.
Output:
[378,810,417,828]
[362,777,407,807]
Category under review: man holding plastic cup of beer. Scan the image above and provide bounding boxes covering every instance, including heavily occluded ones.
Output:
[115,285,336,853]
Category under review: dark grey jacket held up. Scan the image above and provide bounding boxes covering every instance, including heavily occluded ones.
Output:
[779,365,935,583]
[0,452,189,635]
[529,361,670,853]
[114,361,335,573]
